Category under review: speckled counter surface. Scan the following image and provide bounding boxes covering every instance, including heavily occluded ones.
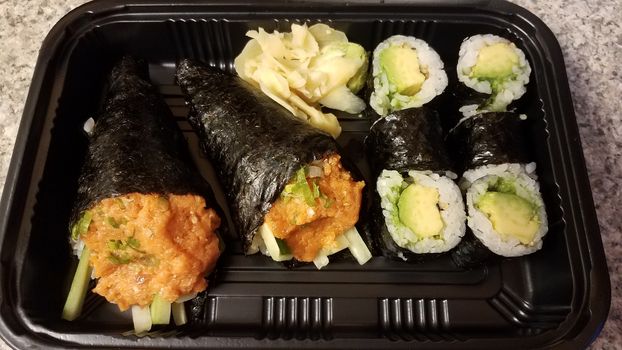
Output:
[0,0,620,348]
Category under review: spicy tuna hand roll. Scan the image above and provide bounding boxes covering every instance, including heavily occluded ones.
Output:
[366,108,466,262]
[175,59,372,269]
[63,57,222,332]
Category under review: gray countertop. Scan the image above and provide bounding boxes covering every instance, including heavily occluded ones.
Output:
[0,0,620,348]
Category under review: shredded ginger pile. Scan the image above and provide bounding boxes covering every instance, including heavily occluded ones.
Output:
[234,23,368,138]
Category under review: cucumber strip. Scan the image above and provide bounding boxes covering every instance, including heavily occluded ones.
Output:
[312,234,350,269]
[172,302,187,326]
[150,294,171,325]
[313,253,330,270]
[275,238,291,255]
[62,247,92,321]
[71,211,92,241]
[132,305,152,333]
[175,293,197,303]
[344,227,372,265]
[328,234,350,255]
[259,224,293,261]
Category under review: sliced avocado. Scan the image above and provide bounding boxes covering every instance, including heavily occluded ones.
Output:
[489,177,516,194]
[476,192,540,244]
[379,45,426,96]
[470,43,519,81]
[397,183,444,238]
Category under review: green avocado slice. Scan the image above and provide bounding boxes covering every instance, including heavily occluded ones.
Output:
[476,191,540,244]
[380,45,426,96]
[397,183,444,238]
[470,42,519,82]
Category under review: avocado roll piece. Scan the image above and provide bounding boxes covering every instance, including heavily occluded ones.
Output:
[175,59,371,269]
[449,111,548,267]
[64,57,222,331]
[466,172,547,257]
[457,34,531,117]
[370,35,448,116]
[366,108,466,261]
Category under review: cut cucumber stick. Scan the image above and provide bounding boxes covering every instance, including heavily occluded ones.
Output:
[62,247,92,321]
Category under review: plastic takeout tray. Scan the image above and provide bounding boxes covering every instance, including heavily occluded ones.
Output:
[0,0,610,349]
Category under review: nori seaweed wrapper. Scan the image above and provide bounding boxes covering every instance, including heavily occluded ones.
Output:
[451,83,490,109]
[451,84,525,118]
[449,112,531,173]
[366,107,454,177]
[175,59,351,255]
[365,108,456,262]
[450,230,499,269]
[70,56,214,228]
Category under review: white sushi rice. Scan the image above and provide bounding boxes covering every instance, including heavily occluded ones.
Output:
[460,162,538,190]
[458,104,481,118]
[370,35,448,116]
[466,168,548,257]
[457,34,531,115]
[83,117,95,135]
[377,170,466,255]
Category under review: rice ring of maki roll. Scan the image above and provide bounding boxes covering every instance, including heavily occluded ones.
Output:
[457,34,531,117]
[367,108,466,261]
[376,170,466,256]
[175,59,372,270]
[465,168,548,257]
[370,35,448,116]
[461,162,537,190]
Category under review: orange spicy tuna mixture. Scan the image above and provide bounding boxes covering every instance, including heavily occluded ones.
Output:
[81,193,220,311]
[264,154,364,261]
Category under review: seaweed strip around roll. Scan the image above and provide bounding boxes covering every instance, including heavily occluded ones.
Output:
[449,111,531,174]
[450,230,499,269]
[366,107,454,177]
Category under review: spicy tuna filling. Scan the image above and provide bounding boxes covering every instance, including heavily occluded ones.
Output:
[81,193,221,311]
[263,154,364,262]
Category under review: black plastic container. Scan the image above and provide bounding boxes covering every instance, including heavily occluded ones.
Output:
[0,1,610,349]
